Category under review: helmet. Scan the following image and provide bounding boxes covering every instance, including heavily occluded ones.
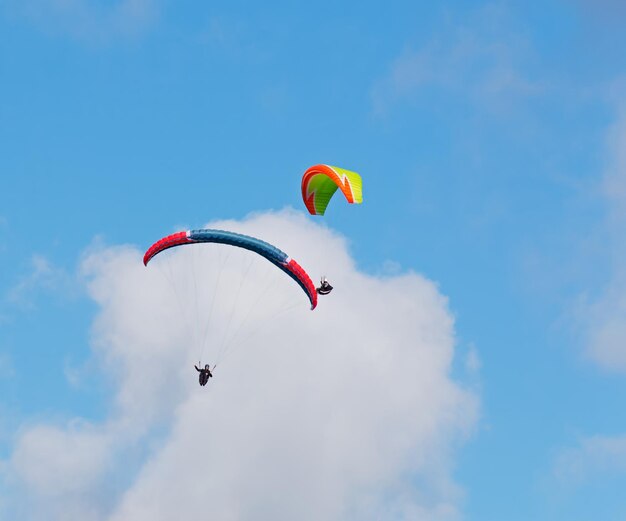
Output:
[205,364,211,370]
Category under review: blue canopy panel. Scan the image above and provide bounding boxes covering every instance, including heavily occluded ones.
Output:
[143,229,318,310]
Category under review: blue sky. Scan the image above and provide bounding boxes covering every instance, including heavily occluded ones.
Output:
[2,1,626,519]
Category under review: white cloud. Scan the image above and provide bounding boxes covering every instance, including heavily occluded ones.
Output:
[6,255,75,310]
[582,283,626,371]
[3,210,478,520]
[371,5,544,116]
[6,0,158,43]
[553,435,626,488]
[12,422,111,497]
[602,102,626,210]
[581,100,626,372]
[465,344,481,375]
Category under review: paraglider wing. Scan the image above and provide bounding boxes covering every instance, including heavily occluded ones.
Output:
[143,229,318,310]
[301,164,363,216]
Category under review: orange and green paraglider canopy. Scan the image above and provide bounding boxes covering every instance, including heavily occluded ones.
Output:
[301,164,363,216]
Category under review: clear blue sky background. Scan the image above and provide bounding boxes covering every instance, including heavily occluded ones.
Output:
[2,1,626,519]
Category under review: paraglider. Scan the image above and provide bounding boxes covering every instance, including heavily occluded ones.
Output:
[301,164,362,216]
[316,276,333,295]
[144,228,319,384]
[195,363,213,386]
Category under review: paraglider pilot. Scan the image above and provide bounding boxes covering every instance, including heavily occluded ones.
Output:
[316,276,333,295]
[195,363,213,386]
